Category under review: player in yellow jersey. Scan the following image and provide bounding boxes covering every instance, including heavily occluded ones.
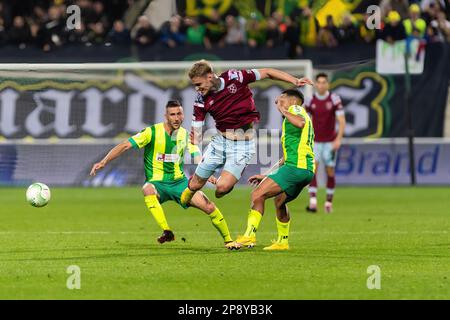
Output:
[90,100,233,246]
[227,89,315,251]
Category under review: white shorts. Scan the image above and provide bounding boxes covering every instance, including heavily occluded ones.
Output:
[314,142,336,168]
[195,134,256,180]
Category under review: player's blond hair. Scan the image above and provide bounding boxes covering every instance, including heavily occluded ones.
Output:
[188,60,214,79]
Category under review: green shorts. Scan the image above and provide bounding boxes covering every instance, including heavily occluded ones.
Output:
[268,165,314,202]
[146,177,189,209]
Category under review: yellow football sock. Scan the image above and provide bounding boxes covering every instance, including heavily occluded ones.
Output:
[144,195,170,231]
[209,207,232,243]
[244,209,262,237]
[180,187,195,205]
[276,218,290,244]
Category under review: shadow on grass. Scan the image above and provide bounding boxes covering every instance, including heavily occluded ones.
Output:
[0,243,258,262]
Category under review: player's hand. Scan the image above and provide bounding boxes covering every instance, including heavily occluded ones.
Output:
[208,176,217,185]
[277,103,289,116]
[90,162,105,176]
[248,174,265,187]
[295,77,314,87]
[332,138,342,151]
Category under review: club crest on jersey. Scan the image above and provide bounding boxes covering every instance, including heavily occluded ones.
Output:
[227,84,237,94]
[326,102,333,110]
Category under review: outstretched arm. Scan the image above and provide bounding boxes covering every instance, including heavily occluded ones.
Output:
[257,68,314,87]
[248,158,285,186]
[90,140,132,176]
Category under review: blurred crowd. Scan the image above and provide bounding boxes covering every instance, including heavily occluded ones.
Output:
[0,0,132,51]
[0,0,449,55]
[377,0,450,45]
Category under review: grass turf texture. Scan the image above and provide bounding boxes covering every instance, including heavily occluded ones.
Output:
[0,186,449,300]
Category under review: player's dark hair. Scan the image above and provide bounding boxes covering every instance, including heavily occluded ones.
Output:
[166,100,182,108]
[281,89,304,104]
[315,73,328,81]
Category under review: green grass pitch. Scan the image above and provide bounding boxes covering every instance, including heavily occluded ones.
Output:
[0,186,449,299]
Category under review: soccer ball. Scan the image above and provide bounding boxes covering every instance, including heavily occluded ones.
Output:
[26,183,51,208]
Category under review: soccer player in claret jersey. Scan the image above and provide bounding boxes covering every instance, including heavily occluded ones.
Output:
[229,89,315,250]
[90,100,233,247]
[180,59,313,206]
[304,73,346,213]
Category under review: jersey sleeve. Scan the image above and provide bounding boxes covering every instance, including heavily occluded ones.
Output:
[288,105,305,117]
[331,93,344,116]
[225,69,261,86]
[128,127,152,149]
[192,94,207,128]
[187,143,201,158]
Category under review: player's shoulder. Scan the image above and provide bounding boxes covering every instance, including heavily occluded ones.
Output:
[329,92,342,104]
[177,126,188,135]
[222,69,244,83]
[288,104,305,115]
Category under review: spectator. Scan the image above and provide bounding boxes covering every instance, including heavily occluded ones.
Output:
[86,1,109,28]
[133,16,158,46]
[338,14,358,44]
[29,22,46,50]
[283,15,302,58]
[67,21,89,45]
[203,9,226,49]
[107,20,131,45]
[32,6,48,24]
[318,15,339,47]
[246,13,266,48]
[430,10,450,41]
[403,4,427,38]
[88,21,107,44]
[299,6,320,47]
[0,17,7,45]
[9,16,31,48]
[266,17,281,47]
[272,11,287,34]
[422,2,442,24]
[381,10,406,43]
[0,2,12,28]
[41,5,67,49]
[224,15,245,45]
[160,15,185,48]
[185,17,206,46]
[358,13,376,43]
[380,0,410,19]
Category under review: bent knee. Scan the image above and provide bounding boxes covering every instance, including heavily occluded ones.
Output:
[215,184,233,197]
[206,202,216,214]
[142,183,156,196]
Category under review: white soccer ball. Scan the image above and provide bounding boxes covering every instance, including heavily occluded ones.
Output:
[26,183,51,208]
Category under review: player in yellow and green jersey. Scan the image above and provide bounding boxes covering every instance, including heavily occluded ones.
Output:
[227,89,314,251]
[90,100,233,246]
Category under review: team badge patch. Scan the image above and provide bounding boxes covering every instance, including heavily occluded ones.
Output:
[227,84,237,94]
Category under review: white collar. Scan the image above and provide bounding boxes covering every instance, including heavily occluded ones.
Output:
[315,91,329,100]
[218,77,225,91]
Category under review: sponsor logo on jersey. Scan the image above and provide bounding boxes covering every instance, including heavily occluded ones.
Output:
[156,153,180,163]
